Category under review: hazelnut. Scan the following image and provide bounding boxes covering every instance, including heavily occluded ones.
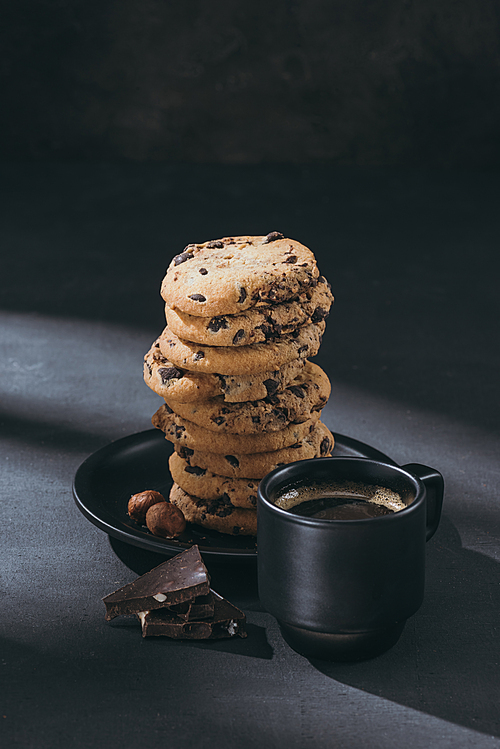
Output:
[128,490,166,524]
[145,502,186,538]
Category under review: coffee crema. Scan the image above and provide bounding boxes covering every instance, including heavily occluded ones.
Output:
[274,480,407,520]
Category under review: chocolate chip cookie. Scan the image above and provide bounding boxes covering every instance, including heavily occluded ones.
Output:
[174,421,334,479]
[161,234,320,317]
[152,404,321,453]
[163,361,331,434]
[144,339,306,403]
[169,483,257,536]
[164,276,333,347]
[169,453,260,508]
[158,321,325,375]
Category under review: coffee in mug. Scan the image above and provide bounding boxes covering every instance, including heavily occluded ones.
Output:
[274,480,406,520]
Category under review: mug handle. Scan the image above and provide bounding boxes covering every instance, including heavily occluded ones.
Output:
[402,464,444,541]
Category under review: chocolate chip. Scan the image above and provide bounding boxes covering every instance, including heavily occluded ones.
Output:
[251,415,261,424]
[265,393,279,405]
[178,446,194,459]
[163,404,174,414]
[258,318,282,340]
[248,496,257,506]
[207,240,224,249]
[199,268,208,275]
[264,379,279,396]
[207,316,229,332]
[320,437,332,456]
[311,306,328,323]
[206,496,233,517]
[158,366,183,383]
[283,255,297,264]
[264,231,284,243]
[193,351,205,361]
[173,251,194,265]
[212,416,226,426]
[288,385,306,398]
[188,294,206,302]
[184,465,206,476]
[225,455,240,468]
[290,442,302,448]
[232,329,245,345]
[237,287,247,304]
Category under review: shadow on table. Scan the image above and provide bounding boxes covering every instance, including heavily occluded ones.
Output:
[308,515,500,738]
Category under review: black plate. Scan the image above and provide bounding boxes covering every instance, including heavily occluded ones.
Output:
[73,429,397,562]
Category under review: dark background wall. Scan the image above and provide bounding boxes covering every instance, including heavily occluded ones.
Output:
[2,0,500,165]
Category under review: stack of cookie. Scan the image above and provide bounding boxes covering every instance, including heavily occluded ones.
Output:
[144,232,334,537]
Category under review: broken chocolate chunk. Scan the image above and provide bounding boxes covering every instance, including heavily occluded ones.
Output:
[188,294,207,302]
[102,546,210,621]
[137,591,246,639]
[283,255,297,264]
[206,240,225,249]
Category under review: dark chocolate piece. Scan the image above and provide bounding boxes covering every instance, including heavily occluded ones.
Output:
[137,591,247,639]
[102,546,210,621]
[167,592,215,621]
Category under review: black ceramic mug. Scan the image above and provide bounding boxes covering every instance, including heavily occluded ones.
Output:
[257,457,444,661]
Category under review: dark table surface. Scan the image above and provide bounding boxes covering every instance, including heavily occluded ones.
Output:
[1,163,500,748]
